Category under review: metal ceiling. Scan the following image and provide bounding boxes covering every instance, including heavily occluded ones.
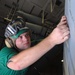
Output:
[0,0,65,27]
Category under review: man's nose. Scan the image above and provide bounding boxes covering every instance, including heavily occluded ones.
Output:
[22,36,28,41]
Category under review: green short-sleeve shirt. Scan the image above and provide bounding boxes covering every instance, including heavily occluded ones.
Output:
[0,47,28,75]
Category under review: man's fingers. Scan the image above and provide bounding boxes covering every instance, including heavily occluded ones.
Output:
[61,29,70,43]
[60,16,67,22]
[57,24,68,30]
[57,21,67,27]
[61,26,69,33]
[63,30,70,37]
[62,35,69,42]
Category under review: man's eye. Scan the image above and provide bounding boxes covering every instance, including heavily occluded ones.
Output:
[19,36,22,39]
[25,33,29,37]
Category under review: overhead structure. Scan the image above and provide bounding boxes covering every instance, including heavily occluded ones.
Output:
[16,10,53,26]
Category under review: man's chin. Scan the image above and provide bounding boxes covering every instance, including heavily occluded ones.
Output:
[24,46,30,49]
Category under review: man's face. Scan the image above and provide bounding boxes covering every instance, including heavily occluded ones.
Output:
[15,32,31,51]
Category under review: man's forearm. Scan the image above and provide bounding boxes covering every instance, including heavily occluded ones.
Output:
[7,35,55,70]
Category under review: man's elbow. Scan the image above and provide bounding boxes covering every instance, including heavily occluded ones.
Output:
[7,62,22,70]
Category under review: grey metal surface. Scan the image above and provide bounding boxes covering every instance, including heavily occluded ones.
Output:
[64,0,75,75]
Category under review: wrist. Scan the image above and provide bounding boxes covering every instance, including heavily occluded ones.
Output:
[47,35,56,46]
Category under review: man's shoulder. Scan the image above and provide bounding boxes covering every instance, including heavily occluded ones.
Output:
[0,47,18,56]
[0,47,13,52]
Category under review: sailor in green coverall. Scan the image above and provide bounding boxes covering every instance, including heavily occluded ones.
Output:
[0,16,70,75]
[0,17,30,75]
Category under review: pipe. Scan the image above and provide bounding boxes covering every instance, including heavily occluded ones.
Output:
[17,10,42,25]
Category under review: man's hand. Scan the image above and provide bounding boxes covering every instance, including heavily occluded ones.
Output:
[49,16,70,45]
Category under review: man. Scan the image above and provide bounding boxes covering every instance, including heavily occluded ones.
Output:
[0,16,69,75]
